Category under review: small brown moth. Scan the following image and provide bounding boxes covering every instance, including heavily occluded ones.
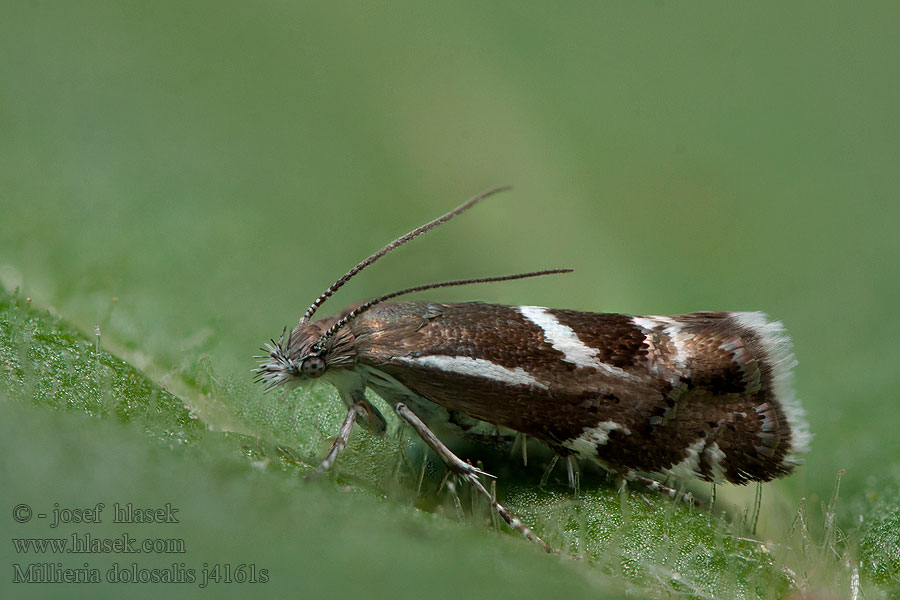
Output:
[255,188,810,552]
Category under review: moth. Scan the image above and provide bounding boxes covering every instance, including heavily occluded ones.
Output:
[255,188,810,552]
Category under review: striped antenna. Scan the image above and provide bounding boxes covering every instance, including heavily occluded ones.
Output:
[314,268,573,349]
[300,186,512,323]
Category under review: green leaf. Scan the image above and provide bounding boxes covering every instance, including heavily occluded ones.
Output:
[0,285,844,599]
[857,470,900,593]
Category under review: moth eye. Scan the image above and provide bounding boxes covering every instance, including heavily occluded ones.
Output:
[300,356,326,378]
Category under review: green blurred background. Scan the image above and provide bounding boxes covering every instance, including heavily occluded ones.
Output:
[2,2,899,598]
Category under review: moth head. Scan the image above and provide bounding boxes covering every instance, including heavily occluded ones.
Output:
[252,188,569,392]
[253,315,357,390]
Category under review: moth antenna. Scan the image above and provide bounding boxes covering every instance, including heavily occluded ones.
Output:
[300,186,512,323]
[315,268,573,348]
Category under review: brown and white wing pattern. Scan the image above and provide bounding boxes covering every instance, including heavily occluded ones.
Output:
[349,301,809,485]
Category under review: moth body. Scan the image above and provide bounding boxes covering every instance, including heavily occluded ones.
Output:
[262,301,808,487]
[253,188,810,552]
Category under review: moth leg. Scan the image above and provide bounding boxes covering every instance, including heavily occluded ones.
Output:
[394,402,553,553]
[305,403,361,480]
[354,397,387,434]
[624,471,702,507]
[539,455,560,488]
[393,403,492,479]
[566,455,581,491]
[510,432,528,466]
[338,388,387,434]
[539,446,579,489]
